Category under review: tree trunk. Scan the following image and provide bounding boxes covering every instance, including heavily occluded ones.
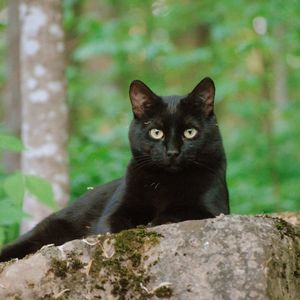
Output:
[3,0,21,173]
[19,0,69,233]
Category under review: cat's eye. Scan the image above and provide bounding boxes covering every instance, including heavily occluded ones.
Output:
[183,128,198,139]
[149,129,164,140]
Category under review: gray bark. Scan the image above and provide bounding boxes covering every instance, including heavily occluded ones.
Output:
[19,0,69,233]
[3,0,21,173]
[0,215,299,299]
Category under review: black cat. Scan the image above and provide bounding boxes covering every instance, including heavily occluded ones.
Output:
[0,77,229,262]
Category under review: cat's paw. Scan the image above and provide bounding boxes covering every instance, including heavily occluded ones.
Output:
[151,216,180,226]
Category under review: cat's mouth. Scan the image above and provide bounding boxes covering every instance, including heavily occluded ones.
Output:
[163,159,182,172]
[166,165,181,173]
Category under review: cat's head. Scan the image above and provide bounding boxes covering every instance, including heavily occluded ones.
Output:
[128,78,222,173]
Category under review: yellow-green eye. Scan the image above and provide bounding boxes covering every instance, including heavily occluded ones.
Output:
[149,129,164,140]
[183,128,198,139]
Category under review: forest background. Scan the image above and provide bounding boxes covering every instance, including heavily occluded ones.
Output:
[0,0,299,245]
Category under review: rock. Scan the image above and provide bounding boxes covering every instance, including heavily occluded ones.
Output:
[0,214,299,299]
[269,212,300,227]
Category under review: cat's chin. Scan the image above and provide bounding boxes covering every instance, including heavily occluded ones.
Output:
[163,164,182,173]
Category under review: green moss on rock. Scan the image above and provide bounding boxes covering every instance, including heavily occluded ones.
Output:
[50,258,68,278]
[90,227,162,299]
[50,250,85,279]
[47,228,162,299]
[154,285,173,298]
[274,218,297,239]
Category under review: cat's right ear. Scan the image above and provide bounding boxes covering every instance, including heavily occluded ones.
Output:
[189,77,215,117]
[129,80,159,119]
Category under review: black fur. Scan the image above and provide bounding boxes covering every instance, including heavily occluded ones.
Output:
[0,77,229,262]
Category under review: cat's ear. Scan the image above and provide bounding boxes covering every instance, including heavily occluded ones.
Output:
[129,80,159,118]
[189,77,215,117]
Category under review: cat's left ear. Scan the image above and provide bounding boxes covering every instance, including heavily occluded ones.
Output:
[129,80,159,119]
[189,77,215,117]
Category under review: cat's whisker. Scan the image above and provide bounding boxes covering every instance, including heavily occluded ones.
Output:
[135,157,152,162]
[133,158,151,164]
[134,157,152,164]
[134,154,152,159]
[132,158,155,171]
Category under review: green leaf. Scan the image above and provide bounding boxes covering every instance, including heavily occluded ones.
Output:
[0,23,6,31]
[25,175,57,210]
[0,227,5,246]
[0,200,28,226]
[0,134,25,152]
[3,172,25,207]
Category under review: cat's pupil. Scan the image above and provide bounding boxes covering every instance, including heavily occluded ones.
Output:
[183,128,198,139]
[149,128,164,140]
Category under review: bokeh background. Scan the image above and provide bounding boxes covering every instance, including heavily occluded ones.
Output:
[0,0,299,244]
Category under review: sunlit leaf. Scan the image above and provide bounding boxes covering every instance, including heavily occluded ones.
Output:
[3,172,25,207]
[0,227,5,246]
[0,134,25,152]
[25,175,57,210]
[0,200,28,226]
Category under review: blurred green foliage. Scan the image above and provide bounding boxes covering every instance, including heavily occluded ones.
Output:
[0,0,299,245]
[0,133,56,245]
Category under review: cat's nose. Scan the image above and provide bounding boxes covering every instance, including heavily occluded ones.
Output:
[167,150,179,158]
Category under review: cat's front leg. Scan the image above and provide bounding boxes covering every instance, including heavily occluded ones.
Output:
[96,211,135,234]
[151,208,215,226]
[150,215,182,226]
